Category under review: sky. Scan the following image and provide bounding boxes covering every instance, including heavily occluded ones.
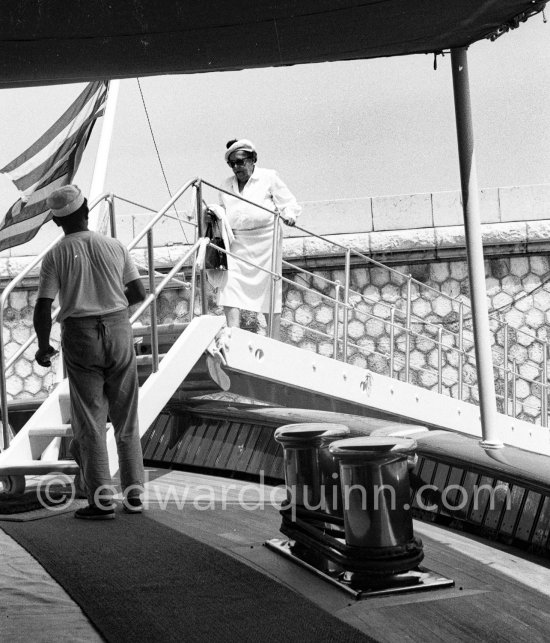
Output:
[0,14,548,229]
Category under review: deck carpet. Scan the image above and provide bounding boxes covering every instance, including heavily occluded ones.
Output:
[1,511,375,643]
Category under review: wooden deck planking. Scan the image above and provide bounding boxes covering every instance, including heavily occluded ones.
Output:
[200,418,226,469]
[142,469,550,643]
[170,415,201,464]
[3,468,550,642]
[359,528,550,643]
[533,496,550,550]
[233,424,265,473]
[188,417,218,466]
[516,490,543,542]
[212,421,243,470]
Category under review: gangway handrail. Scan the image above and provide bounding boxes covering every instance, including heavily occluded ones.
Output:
[205,176,539,342]
[200,179,279,217]
[198,176,549,427]
[0,181,200,449]
[0,192,116,448]
[182,177,548,356]
[130,240,201,326]
[3,174,550,453]
[127,178,197,251]
[0,193,128,372]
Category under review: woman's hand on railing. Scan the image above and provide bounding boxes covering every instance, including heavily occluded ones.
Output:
[282,213,296,227]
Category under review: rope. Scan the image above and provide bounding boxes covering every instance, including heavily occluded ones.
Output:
[136,78,190,244]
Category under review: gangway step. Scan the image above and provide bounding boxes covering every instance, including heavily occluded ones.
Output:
[0,460,79,476]
[132,322,189,339]
[28,423,113,438]
[28,425,73,438]
[136,354,167,366]
[133,322,190,355]
[136,354,221,393]
[136,353,212,373]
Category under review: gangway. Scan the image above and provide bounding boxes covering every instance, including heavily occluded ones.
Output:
[1,178,550,497]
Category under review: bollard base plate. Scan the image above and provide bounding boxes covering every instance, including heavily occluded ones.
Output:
[264,538,454,599]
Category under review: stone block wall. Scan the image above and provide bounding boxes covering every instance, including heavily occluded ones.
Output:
[1,285,195,401]
[2,183,550,427]
[5,251,548,424]
[278,255,550,423]
[2,289,59,399]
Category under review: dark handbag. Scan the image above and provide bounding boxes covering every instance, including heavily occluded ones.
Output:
[204,221,227,270]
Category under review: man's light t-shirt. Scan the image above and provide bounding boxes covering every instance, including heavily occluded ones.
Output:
[38,231,140,321]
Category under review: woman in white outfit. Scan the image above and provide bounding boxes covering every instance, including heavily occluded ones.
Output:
[215,139,301,339]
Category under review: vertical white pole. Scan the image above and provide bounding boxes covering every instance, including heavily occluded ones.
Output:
[451,48,503,449]
[88,79,120,232]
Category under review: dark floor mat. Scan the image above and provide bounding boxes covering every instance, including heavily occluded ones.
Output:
[1,511,375,643]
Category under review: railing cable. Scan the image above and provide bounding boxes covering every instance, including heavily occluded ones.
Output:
[136,78,190,244]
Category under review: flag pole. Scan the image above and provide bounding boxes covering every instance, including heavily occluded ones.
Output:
[87,79,120,233]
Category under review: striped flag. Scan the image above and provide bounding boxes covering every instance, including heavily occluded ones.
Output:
[0,81,109,252]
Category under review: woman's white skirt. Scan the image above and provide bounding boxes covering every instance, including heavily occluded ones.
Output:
[217,224,282,314]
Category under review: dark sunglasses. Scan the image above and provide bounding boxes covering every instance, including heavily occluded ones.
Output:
[227,157,252,168]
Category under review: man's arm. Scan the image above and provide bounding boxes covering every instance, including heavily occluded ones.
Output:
[125,278,146,306]
[33,297,56,367]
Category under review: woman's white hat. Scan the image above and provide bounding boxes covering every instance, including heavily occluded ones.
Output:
[224,139,256,162]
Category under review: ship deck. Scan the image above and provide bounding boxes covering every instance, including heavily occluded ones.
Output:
[2,467,550,642]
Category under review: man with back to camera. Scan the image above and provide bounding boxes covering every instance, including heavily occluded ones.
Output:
[33,184,146,520]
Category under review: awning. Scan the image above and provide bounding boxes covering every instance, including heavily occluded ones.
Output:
[0,0,546,87]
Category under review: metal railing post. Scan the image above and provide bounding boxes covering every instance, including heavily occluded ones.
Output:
[130,241,201,323]
[512,359,517,419]
[188,184,198,323]
[389,307,395,378]
[1,188,202,452]
[503,322,509,416]
[458,302,464,401]
[189,261,197,323]
[195,181,208,316]
[108,194,117,238]
[342,249,351,362]
[192,184,199,244]
[0,194,114,451]
[0,227,70,451]
[147,230,159,373]
[268,215,281,338]
[333,281,341,359]
[405,275,412,383]
[438,327,443,394]
[0,321,10,450]
[542,343,548,427]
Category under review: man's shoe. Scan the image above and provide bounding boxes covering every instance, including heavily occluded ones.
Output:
[74,504,115,520]
[122,497,143,514]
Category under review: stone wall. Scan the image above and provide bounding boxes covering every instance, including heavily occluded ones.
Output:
[1,284,194,400]
[5,251,548,424]
[2,183,550,424]
[2,288,59,399]
[279,254,550,423]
